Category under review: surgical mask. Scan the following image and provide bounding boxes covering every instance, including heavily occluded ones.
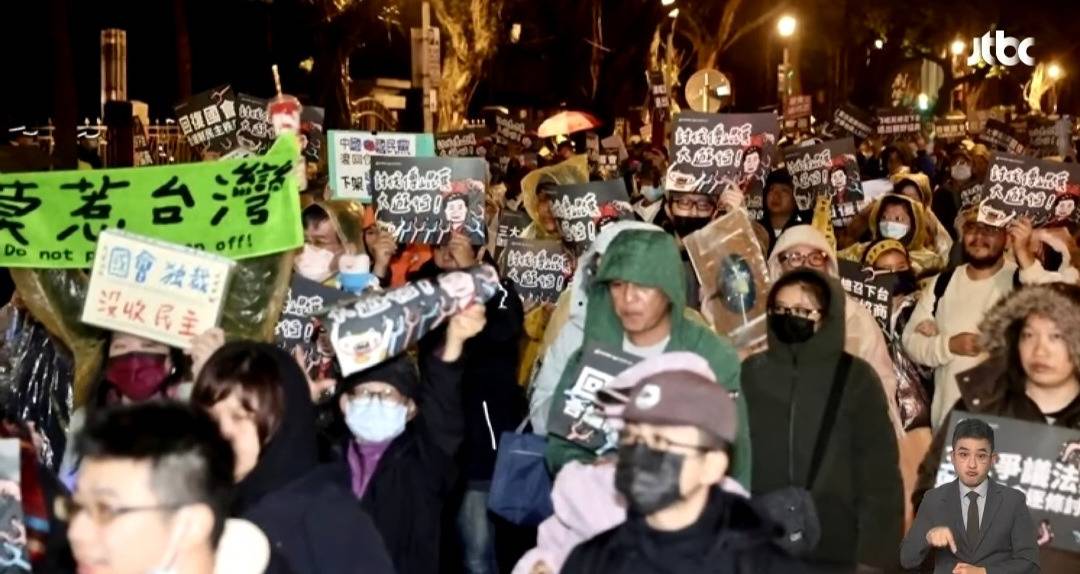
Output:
[951,163,972,182]
[768,313,817,344]
[146,514,187,574]
[105,353,171,401]
[346,397,408,443]
[640,185,665,203]
[879,221,910,240]
[670,215,711,238]
[614,443,685,515]
[295,244,337,283]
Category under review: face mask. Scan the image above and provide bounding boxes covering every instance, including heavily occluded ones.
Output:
[879,221,910,240]
[641,185,665,203]
[951,164,972,182]
[670,215,711,238]
[106,353,171,401]
[146,515,188,574]
[892,269,919,296]
[346,396,408,443]
[768,313,817,344]
[614,443,685,515]
[295,244,337,283]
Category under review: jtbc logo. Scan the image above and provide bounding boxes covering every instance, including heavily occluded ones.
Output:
[967,30,1035,67]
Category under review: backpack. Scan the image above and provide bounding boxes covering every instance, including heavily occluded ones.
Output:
[930,266,1021,318]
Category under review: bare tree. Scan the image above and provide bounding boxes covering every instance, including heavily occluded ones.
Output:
[677,0,791,70]
[430,0,504,130]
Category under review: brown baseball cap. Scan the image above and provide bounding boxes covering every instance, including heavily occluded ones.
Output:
[622,369,738,445]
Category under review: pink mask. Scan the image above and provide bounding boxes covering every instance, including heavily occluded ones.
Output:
[105,353,171,401]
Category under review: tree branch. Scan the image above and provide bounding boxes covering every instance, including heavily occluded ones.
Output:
[721,2,790,52]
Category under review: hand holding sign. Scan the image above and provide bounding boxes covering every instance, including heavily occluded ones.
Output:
[443,304,487,362]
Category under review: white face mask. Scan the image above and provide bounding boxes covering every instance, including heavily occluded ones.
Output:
[879,221,910,240]
[346,397,408,443]
[146,515,188,574]
[951,163,972,182]
[295,244,337,283]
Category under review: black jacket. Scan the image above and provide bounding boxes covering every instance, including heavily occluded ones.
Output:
[234,345,394,574]
[562,487,804,574]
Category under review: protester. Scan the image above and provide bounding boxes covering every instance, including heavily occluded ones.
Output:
[760,167,810,254]
[295,201,366,286]
[931,148,979,242]
[881,144,912,178]
[913,283,1080,572]
[742,268,903,572]
[334,305,485,574]
[192,342,395,574]
[838,193,946,277]
[903,419,1039,574]
[889,173,953,265]
[64,402,269,574]
[544,228,750,486]
[560,354,799,574]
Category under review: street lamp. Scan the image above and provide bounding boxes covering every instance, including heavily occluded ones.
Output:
[874,38,884,50]
[950,39,966,56]
[775,16,798,104]
[1048,63,1064,81]
[661,0,676,6]
[667,7,678,18]
[777,15,797,38]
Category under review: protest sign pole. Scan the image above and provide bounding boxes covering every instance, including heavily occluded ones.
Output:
[421,1,435,133]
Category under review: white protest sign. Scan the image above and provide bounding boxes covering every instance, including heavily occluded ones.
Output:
[82,229,236,349]
[327,130,436,202]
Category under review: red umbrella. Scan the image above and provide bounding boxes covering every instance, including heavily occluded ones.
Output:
[537,110,602,138]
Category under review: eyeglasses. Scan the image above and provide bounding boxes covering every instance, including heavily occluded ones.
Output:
[963,222,1004,237]
[779,250,828,268]
[671,196,717,213]
[56,496,183,526]
[620,433,711,454]
[351,387,406,404]
[770,305,822,321]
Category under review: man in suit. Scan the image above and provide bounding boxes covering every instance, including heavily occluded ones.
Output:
[901,418,1039,573]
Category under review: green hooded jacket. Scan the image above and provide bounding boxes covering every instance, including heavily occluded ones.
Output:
[741,269,902,569]
[544,229,750,486]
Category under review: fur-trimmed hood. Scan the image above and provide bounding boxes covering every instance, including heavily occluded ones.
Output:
[979,283,1080,370]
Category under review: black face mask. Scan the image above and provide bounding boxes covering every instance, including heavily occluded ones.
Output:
[614,443,685,515]
[670,215,712,238]
[768,313,817,344]
[892,269,919,296]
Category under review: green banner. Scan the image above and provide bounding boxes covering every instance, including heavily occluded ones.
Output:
[0,135,304,268]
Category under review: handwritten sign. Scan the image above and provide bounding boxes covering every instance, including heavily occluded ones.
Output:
[980,153,1080,228]
[327,130,436,202]
[833,104,876,140]
[837,260,897,331]
[875,108,921,137]
[174,85,239,154]
[784,137,864,225]
[934,116,969,143]
[275,276,348,381]
[548,179,633,251]
[82,230,235,349]
[935,412,1080,555]
[495,208,532,256]
[235,94,275,155]
[372,156,488,245]
[322,265,503,376]
[783,94,813,133]
[549,343,640,453]
[435,127,492,158]
[500,238,574,306]
[648,71,671,120]
[492,112,529,148]
[1028,117,1071,159]
[0,135,303,268]
[980,119,1027,156]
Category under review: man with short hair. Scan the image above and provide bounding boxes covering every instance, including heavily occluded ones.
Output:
[901,418,1039,573]
[65,402,265,574]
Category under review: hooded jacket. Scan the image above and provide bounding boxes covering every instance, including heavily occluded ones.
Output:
[741,269,904,568]
[543,229,749,484]
[561,486,803,574]
[914,284,1080,574]
[891,172,954,262]
[520,154,590,240]
[767,225,904,435]
[838,193,946,277]
[233,345,394,574]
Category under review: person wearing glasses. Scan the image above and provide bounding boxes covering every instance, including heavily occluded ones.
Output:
[742,269,903,573]
[64,401,270,574]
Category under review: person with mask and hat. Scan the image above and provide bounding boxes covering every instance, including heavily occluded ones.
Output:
[839,193,946,278]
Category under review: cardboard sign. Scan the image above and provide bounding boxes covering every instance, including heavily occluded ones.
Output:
[935,412,1080,555]
[500,237,575,306]
[875,108,921,137]
[327,130,436,202]
[435,127,492,157]
[666,111,780,216]
[174,85,239,154]
[82,230,235,349]
[684,210,771,351]
[934,116,969,143]
[323,265,503,376]
[980,153,1080,228]
[783,137,864,225]
[549,343,641,453]
[833,104,876,140]
[235,94,275,155]
[495,208,533,256]
[548,179,633,251]
[274,276,349,380]
[837,260,897,331]
[783,94,813,132]
[980,119,1027,155]
[372,156,488,245]
[647,71,671,120]
[0,135,302,268]
[1028,116,1071,159]
[492,112,530,148]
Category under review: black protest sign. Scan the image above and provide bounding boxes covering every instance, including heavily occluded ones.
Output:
[959,182,985,210]
[935,412,1080,555]
[933,116,969,143]
[590,147,621,181]
[500,238,575,306]
[494,208,532,256]
[833,104,876,140]
[837,260,897,331]
[236,94,275,155]
[980,119,1027,155]
[435,127,492,158]
[549,343,641,453]
[783,138,864,225]
[647,71,671,120]
[1027,117,1070,159]
[666,111,779,216]
[783,94,813,133]
[372,156,488,245]
[300,106,326,165]
[492,112,530,148]
[875,108,921,138]
[174,85,239,154]
[275,276,348,380]
[548,179,633,251]
[981,153,1080,228]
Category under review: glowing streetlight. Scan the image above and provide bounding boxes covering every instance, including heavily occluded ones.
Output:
[951,40,966,56]
[1048,63,1064,81]
[667,7,678,18]
[917,93,929,111]
[777,15,797,38]
[874,38,884,50]
[661,0,676,6]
